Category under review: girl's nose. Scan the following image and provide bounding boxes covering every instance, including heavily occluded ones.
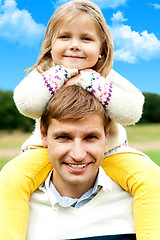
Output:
[70,140,86,162]
[70,39,80,51]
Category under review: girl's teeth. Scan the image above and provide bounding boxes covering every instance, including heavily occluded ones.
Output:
[68,164,87,169]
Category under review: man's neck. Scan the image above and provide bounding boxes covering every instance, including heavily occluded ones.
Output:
[51,172,97,199]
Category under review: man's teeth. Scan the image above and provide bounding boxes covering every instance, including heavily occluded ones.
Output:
[68,164,87,169]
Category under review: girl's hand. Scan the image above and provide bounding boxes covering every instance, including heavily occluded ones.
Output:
[64,74,81,86]
[77,70,113,110]
[81,69,100,76]
[42,65,78,95]
[64,69,100,87]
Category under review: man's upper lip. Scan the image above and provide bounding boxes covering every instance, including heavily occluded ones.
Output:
[64,162,90,165]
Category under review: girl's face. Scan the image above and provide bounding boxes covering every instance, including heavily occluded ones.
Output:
[51,14,102,70]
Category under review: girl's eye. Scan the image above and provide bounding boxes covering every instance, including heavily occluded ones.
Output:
[82,37,92,41]
[59,35,69,39]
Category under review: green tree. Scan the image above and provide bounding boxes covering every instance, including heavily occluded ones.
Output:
[0,90,34,131]
[139,93,160,123]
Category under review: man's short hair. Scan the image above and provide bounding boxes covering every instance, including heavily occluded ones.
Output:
[41,85,110,134]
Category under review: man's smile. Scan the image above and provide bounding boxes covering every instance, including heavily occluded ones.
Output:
[64,162,91,173]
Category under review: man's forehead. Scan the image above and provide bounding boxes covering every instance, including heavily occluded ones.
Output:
[49,114,105,134]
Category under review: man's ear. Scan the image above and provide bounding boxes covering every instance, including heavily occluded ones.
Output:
[105,128,109,145]
[40,124,48,147]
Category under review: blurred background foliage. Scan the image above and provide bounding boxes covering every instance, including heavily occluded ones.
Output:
[0,90,34,132]
[0,90,160,132]
[139,93,160,123]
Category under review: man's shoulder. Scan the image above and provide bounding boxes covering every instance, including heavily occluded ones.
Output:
[30,184,51,206]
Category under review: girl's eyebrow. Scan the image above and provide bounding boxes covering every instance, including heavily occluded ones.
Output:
[59,30,68,33]
[59,28,95,36]
[58,31,69,36]
[58,28,70,33]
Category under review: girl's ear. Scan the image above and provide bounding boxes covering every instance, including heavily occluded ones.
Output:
[40,124,48,147]
[100,45,103,55]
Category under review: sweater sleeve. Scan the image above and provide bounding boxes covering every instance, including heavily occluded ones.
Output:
[105,69,144,125]
[78,69,144,125]
[14,66,78,119]
[14,70,51,119]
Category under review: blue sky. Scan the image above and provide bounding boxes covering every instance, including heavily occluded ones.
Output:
[0,0,160,94]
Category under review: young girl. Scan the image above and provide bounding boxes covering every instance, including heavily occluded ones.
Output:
[0,1,160,240]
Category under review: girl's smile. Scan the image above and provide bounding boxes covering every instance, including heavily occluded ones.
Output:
[51,13,102,71]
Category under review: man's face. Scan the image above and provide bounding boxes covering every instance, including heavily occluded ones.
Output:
[41,114,108,197]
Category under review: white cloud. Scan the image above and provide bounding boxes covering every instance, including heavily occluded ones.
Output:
[150,3,160,9]
[113,49,137,63]
[0,0,46,47]
[53,0,127,9]
[111,11,127,23]
[110,12,160,63]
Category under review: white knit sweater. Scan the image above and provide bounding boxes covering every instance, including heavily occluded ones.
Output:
[13,68,144,152]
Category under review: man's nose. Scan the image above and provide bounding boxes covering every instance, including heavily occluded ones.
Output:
[70,140,86,161]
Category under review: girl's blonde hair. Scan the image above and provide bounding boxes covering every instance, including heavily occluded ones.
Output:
[28,0,114,77]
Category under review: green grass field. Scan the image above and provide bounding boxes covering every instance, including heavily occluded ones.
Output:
[143,150,160,166]
[125,123,160,142]
[125,123,160,166]
[0,131,30,170]
[0,124,160,170]
[0,158,10,170]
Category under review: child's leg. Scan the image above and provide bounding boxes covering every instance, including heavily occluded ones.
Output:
[0,148,51,240]
[1,150,159,240]
[101,152,160,240]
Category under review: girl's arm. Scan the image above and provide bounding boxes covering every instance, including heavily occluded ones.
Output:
[105,69,144,124]
[78,69,144,125]
[14,66,78,119]
[14,67,144,126]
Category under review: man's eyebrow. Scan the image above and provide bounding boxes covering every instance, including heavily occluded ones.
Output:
[52,128,103,137]
[85,130,102,136]
[52,131,72,137]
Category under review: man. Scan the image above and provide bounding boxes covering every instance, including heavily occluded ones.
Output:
[27,85,136,240]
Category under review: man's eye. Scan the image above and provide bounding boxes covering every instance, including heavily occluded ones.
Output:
[85,136,98,141]
[56,136,71,140]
